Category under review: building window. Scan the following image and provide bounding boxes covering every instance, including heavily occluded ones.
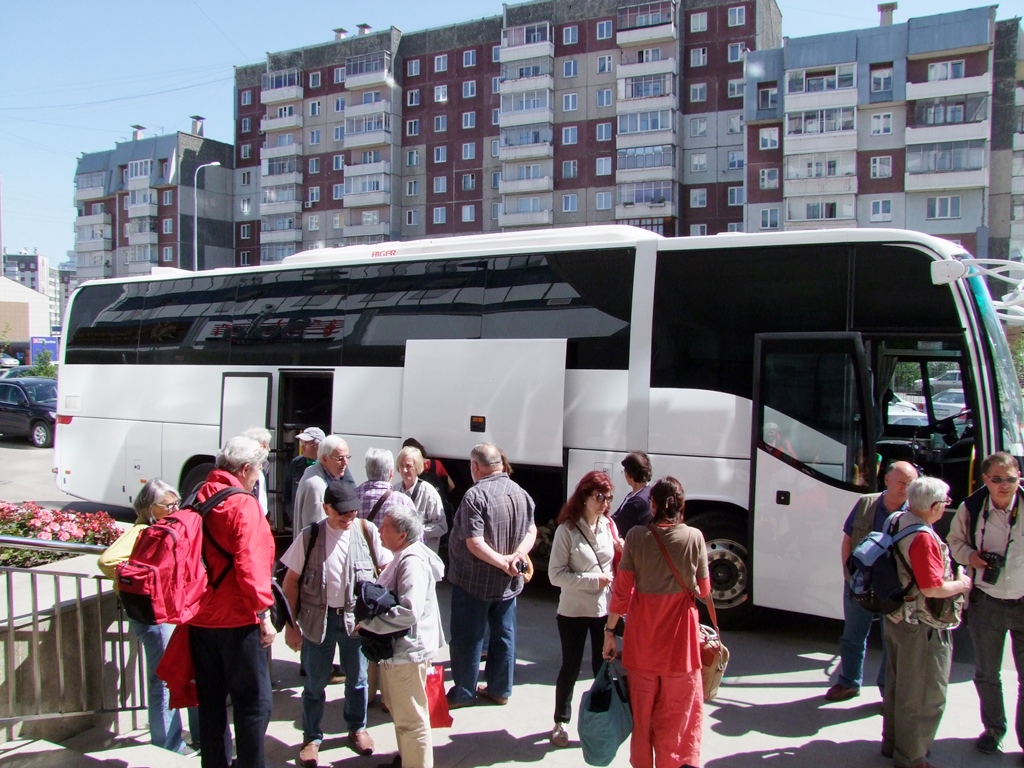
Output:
[462,174,476,191]
[160,246,172,263]
[435,115,448,132]
[241,90,251,106]
[462,111,476,129]
[596,20,612,39]
[333,154,344,171]
[433,176,447,193]
[309,129,320,145]
[307,215,320,231]
[464,49,477,67]
[596,157,612,175]
[597,88,613,107]
[407,119,420,136]
[492,45,501,62]
[434,146,447,163]
[407,180,420,196]
[728,79,744,98]
[333,183,344,200]
[870,113,892,135]
[309,100,321,116]
[407,59,420,77]
[240,223,251,239]
[240,144,251,159]
[563,126,578,144]
[597,122,612,141]
[334,97,345,112]
[598,55,613,74]
[491,202,502,219]
[563,160,578,178]
[435,85,448,103]
[690,188,707,207]
[309,71,321,88]
[433,207,446,224]
[309,157,320,174]
[870,199,893,222]
[491,171,501,188]
[727,151,744,170]
[564,25,578,44]
[690,153,707,172]
[690,117,708,137]
[334,126,345,141]
[564,60,578,78]
[691,12,707,32]
[786,107,855,135]
[691,48,707,67]
[162,189,174,204]
[491,139,500,157]
[462,142,476,160]
[728,6,746,26]
[161,218,173,234]
[563,93,578,111]
[926,195,961,219]
[240,251,250,265]
[871,66,893,92]
[463,80,477,98]
[435,54,448,73]
[728,186,744,206]
[407,90,420,107]
[562,194,578,213]
[406,209,419,226]
[407,149,420,166]
[308,186,320,203]
[760,168,779,189]
[927,60,964,81]
[758,85,778,110]
[690,224,708,236]
[690,83,707,102]
[728,42,746,63]
[462,204,476,222]
[331,213,342,229]
[870,156,892,178]
[596,191,612,210]
[730,114,743,134]
[241,117,251,133]
[760,208,780,229]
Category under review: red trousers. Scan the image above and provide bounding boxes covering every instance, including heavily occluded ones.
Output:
[627,668,703,768]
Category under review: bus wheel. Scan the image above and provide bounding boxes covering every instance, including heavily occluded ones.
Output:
[181,461,216,499]
[690,515,753,629]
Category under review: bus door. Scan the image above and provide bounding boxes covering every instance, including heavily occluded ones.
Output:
[750,333,874,619]
[220,371,273,508]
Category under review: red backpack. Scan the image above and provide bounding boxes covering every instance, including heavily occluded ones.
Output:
[116,487,250,625]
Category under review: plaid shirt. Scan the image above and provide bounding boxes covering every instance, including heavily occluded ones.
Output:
[355,480,415,523]
[448,472,535,601]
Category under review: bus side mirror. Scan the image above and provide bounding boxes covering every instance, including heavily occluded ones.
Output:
[931,260,969,285]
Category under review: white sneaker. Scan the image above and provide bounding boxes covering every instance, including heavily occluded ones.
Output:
[550,723,569,748]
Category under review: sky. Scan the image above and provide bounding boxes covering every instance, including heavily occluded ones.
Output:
[0,0,1014,262]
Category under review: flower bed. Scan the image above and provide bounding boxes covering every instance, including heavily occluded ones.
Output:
[0,501,122,568]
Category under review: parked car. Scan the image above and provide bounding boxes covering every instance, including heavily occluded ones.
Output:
[0,377,56,448]
[932,388,967,421]
[0,353,18,368]
[0,366,40,380]
[913,369,962,393]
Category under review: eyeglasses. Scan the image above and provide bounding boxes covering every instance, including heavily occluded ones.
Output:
[330,453,351,461]
[931,497,954,507]
[988,475,1020,485]
[156,501,180,511]
[593,493,613,504]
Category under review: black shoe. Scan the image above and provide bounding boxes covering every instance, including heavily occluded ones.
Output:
[976,730,1001,754]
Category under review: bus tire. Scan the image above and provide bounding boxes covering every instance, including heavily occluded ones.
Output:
[181,461,216,499]
[687,514,754,629]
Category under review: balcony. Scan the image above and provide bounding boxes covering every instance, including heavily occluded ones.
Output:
[1013,133,1024,151]
[344,130,391,149]
[499,40,555,64]
[74,185,106,202]
[259,200,303,215]
[784,88,858,113]
[499,107,554,129]
[905,73,992,102]
[500,75,554,95]
[904,168,988,192]
[261,114,303,133]
[615,165,675,184]
[75,212,111,227]
[783,131,858,156]
[499,209,553,227]
[343,221,391,239]
[346,99,392,119]
[345,160,391,177]
[346,69,390,91]
[615,200,676,219]
[260,143,302,160]
[905,120,989,145]
[126,202,158,218]
[1012,176,1024,195]
[261,85,303,105]
[344,190,390,208]
[127,231,158,246]
[784,176,858,197]
[785,217,856,231]
[126,175,152,190]
[260,228,303,243]
[616,57,676,80]
[499,176,554,195]
[617,21,677,47]
[615,94,676,115]
[499,142,554,162]
[616,130,674,150]
[261,171,303,187]
[1011,220,1024,239]
[74,238,111,253]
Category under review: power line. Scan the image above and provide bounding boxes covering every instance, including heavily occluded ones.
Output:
[0,76,232,112]
[190,0,255,62]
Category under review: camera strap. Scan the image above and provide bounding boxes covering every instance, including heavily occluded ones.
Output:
[980,495,1018,562]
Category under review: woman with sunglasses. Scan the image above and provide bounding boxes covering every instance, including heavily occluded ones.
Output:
[546,470,620,748]
[98,478,199,754]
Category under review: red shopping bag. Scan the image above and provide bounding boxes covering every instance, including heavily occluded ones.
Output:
[426,664,453,728]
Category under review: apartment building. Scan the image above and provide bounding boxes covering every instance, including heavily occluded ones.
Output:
[232,0,782,264]
[1,248,60,329]
[745,5,1024,262]
[72,121,234,280]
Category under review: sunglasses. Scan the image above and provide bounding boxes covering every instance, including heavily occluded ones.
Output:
[156,500,181,511]
[988,475,1020,485]
[593,492,614,504]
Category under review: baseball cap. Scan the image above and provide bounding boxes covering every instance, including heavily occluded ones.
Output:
[296,427,326,443]
[323,479,360,514]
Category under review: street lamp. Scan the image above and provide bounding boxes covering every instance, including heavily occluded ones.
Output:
[192,161,221,271]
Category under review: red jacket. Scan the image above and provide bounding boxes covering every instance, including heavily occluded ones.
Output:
[189,469,275,629]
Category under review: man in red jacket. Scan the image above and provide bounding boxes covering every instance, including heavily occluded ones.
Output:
[190,436,276,768]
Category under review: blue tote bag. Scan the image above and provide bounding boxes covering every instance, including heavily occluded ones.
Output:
[579,659,632,766]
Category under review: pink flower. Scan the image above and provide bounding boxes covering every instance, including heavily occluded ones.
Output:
[37,510,53,524]
[38,531,52,540]
[57,531,70,542]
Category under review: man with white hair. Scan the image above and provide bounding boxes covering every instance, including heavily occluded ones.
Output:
[355,447,416,525]
[293,435,354,541]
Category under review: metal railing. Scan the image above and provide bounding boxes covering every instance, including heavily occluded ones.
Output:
[0,537,145,731]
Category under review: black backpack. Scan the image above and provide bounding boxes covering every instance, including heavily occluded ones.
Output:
[846,512,928,615]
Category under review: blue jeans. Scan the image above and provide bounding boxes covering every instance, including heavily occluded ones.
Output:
[128,619,199,753]
[302,611,368,742]
[838,585,886,690]
[447,584,517,704]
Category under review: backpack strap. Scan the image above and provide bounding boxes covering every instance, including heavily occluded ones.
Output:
[294,520,322,615]
[647,524,720,634]
[368,490,392,523]
[361,518,382,576]
[187,486,253,590]
[887,514,931,597]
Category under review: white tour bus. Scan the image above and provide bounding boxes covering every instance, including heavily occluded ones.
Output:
[55,225,1024,625]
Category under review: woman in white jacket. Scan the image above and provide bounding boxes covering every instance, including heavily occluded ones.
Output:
[394,446,448,552]
[361,505,446,768]
[547,470,620,748]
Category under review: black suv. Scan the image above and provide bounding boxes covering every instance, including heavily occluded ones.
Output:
[0,377,57,448]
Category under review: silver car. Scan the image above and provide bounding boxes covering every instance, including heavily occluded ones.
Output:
[931,388,967,420]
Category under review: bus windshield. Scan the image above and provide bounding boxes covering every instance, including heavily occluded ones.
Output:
[970,275,1024,455]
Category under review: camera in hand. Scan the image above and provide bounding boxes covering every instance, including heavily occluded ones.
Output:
[979,551,1006,585]
[515,559,528,574]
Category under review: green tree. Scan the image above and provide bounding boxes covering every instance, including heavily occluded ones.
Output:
[1013,334,1024,387]
[29,349,57,378]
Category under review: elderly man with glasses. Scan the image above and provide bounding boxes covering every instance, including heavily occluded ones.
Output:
[949,451,1024,757]
[293,434,354,541]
